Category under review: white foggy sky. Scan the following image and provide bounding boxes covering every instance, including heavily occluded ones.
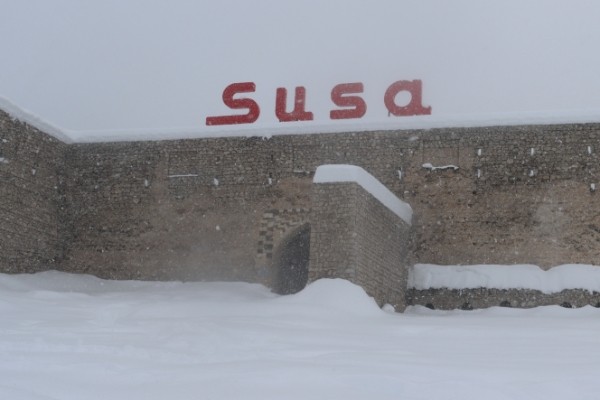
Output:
[1,0,600,137]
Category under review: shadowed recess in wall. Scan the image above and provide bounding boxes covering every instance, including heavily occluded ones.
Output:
[273,224,311,294]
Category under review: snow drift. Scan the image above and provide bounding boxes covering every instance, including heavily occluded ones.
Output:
[410,263,600,293]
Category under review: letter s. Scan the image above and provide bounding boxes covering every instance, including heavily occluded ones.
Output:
[206,82,260,125]
[330,83,367,120]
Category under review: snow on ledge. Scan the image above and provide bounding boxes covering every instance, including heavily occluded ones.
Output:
[0,96,72,144]
[409,263,600,294]
[422,163,459,171]
[313,164,412,225]
[68,111,600,143]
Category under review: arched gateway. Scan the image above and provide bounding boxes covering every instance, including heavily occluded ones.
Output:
[272,224,311,294]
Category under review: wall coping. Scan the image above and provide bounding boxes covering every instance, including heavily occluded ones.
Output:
[313,164,413,225]
[4,96,600,145]
[0,97,72,144]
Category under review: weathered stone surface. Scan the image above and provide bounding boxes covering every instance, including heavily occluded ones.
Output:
[4,101,600,310]
[0,110,68,272]
[61,139,312,284]
[407,287,600,310]
[59,124,600,279]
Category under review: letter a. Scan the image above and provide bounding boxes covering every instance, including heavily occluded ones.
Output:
[384,80,432,117]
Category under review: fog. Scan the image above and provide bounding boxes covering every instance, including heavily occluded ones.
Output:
[2,0,600,137]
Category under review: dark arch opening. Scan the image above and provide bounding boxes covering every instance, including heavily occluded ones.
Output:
[273,224,311,295]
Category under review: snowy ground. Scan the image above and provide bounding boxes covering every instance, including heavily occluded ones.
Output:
[1,271,599,400]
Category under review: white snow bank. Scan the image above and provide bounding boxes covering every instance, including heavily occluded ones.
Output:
[409,263,600,294]
[1,270,600,400]
[278,278,383,316]
[0,96,72,143]
[313,164,412,224]
[60,110,600,143]
[422,163,459,171]
[0,270,273,300]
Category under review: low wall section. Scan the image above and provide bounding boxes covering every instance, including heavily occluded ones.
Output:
[309,179,412,309]
[408,287,600,310]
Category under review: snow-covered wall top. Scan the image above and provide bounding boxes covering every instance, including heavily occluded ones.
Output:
[313,164,412,224]
[409,264,600,294]
[0,97,71,143]
[64,111,600,144]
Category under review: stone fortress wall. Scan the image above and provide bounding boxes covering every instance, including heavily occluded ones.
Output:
[0,110,68,272]
[2,104,600,309]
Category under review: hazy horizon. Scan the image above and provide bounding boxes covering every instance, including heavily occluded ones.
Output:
[2,0,600,137]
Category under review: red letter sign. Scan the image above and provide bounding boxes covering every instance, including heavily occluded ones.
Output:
[275,87,314,122]
[330,83,367,120]
[384,80,431,117]
[205,82,260,126]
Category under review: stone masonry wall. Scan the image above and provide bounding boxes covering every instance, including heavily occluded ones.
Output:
[309,182,412,309]
[308,184,360,281]
[406,125,600,268]
[62,138,312,285]
[407,287,600,310]
[60,123,600,287]
[4,96,600,304]
[0,110,68,272]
